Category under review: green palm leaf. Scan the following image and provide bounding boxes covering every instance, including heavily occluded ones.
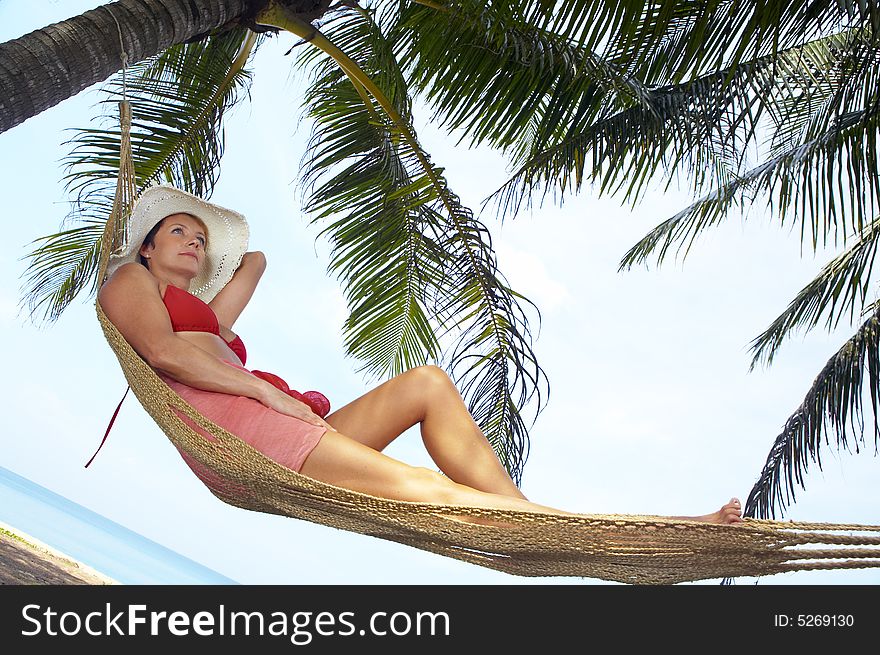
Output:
[483,26,875,228]
[20,27,259,323]
[598,0,877,82]
[391,0,647,163]
[744,305,880,519]
[749,216,880,370]
[296,6,442,375]
[482,54,778,221]
[17,221,106,324]
[291,3,548,480]
[612,29,880,273]
[390,1,873,187]
[617,103,879,272]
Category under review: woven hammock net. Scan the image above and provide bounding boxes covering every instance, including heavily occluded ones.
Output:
[95,102,880,585]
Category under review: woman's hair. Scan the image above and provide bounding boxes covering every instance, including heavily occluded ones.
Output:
[138,217,167,269]
[138,214,208,269]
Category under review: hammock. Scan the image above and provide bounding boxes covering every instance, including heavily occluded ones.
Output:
[93,101,880,585]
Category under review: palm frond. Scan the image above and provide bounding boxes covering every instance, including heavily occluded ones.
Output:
[17,221,106,322]
[600,0,873,82]
[466,0,844,77]
[292,3,548,480]
[749,215,880,370]
[617,102,879,272]
[20,27,260,323]
[744,306,880,519]
[615,32,880,271]
[388,0,648,164]
[394,7,878,248]
[482,61,766,221]
[483,25,879,229]
[388,0,871,176]
[766,27,871,155]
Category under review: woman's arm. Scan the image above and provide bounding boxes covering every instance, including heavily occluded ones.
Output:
[99,263,330,428]
[209,250,266,329]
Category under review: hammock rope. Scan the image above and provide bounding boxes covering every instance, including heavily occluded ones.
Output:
[93,97,880,585]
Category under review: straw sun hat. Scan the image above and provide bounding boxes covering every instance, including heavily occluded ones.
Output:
[106,185,250,302]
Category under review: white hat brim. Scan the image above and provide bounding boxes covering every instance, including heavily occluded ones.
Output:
[105,185,249,302]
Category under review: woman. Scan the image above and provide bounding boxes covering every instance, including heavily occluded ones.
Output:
[99,186,743,525]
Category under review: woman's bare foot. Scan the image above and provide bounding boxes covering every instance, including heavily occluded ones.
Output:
[671,498,744,525]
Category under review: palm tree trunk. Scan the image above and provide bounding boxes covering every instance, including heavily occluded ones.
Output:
[0,0,249,135]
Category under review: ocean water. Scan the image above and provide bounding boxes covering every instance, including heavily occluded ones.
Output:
[0,465,238,584]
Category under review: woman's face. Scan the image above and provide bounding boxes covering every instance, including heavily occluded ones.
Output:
[139,213,208,278]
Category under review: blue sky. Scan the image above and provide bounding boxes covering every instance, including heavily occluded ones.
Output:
[1,0,877,584]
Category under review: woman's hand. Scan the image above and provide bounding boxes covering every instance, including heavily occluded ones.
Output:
[257,382,333,430]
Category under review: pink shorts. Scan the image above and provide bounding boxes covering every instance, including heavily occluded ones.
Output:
[159,360,328,478]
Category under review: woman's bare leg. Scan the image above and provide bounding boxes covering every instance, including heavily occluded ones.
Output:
[298,428,744,525]
[324,365,525,499]
[300,428,563,521]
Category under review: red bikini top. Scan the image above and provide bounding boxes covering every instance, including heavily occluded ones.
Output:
[160,286,330,417]
[162,284,247,365]
[85,285,329,468]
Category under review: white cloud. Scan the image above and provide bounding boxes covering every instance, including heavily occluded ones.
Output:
[496,242,572,312]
